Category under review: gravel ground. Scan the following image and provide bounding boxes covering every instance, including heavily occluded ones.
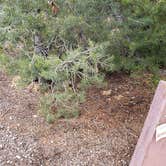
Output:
[0,71,154,166]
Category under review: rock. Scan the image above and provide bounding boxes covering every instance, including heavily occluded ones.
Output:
[7,160,12,164]
[16,155,21,159]
[33,115,38,118]
[0,125,4,130]
[0,144,4,150]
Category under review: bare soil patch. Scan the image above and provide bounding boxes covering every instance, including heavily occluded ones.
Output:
[0,71,154,166]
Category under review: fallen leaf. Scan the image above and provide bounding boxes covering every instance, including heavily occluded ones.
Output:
[114,95,123,100]
[102,90,112,96]
[27,82,40,92]
[11,76,21,87]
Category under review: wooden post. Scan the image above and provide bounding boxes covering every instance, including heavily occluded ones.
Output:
[130,81,166,166]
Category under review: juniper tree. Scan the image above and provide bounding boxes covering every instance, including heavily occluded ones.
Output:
[0,0,166,121]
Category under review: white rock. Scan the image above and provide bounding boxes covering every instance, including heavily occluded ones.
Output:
[0,144,3,149]
[16,155,21,159]
[0,125,4,129]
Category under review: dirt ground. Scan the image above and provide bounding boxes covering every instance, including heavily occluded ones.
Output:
[0,71,155,166]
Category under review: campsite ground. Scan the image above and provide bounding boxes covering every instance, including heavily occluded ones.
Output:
[0,71,158,165]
